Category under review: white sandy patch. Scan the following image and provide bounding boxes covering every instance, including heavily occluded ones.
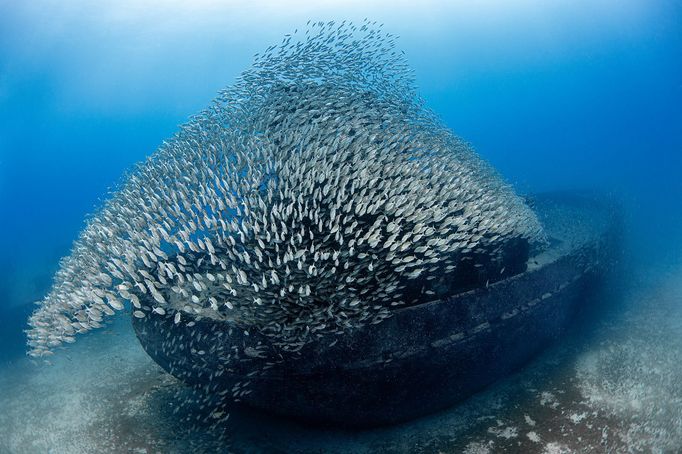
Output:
[575,267,682,452]
[463,440,494,454]
[542,441,571,454]
[527,431,541,443]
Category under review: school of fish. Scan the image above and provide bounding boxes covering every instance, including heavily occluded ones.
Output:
[26,20,546,360]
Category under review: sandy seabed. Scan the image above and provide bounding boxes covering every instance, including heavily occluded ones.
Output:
[1,264,681,453]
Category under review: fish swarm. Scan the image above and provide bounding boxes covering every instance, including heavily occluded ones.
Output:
[27,21,545,357]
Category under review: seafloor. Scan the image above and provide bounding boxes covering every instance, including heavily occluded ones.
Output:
[1,263,681,453]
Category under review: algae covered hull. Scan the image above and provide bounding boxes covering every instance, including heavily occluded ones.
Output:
[133,192,621,427]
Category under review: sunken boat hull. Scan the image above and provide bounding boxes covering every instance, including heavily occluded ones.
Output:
[133,192,621,427]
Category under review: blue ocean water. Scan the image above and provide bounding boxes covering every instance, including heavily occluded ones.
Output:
[0,1,681,451]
